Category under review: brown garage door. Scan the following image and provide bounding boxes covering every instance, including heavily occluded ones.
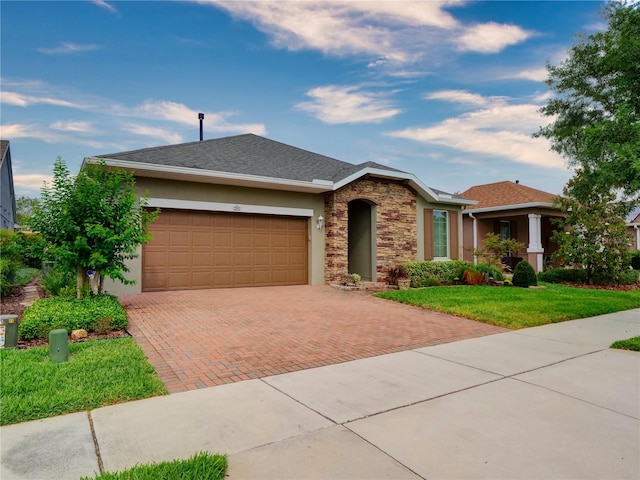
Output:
[142,209,308,292]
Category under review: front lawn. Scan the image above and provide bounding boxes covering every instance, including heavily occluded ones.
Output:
[375,283,640,329]
[82,452,227,480]
[0,338,167,425]
[611,336,640,351]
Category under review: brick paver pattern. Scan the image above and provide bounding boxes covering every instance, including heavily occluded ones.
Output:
[120,285,507,393]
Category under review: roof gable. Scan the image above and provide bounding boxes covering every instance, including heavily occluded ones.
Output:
[462,181,558,210]
[90,134,471,206]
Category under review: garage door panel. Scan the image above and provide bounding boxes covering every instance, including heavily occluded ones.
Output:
[169,231,190,247]
[214,232,233,247]
[143,210,308,292]
[234,232,253,248]
[192,231,211,247]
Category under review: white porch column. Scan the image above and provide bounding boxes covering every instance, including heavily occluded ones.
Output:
[527,213,544,272]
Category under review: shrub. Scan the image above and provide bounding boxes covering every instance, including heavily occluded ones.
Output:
[461,266,485,285]
[631,253,640,271]
[512,261,537,288]
[620,269,639,285]
[387,264,409,285]
[19,294,128,340]
[39,266,76,297]
[476,264,505,281]
[538,268,588,284]
[404,260,471,287]
[0,258,19,297]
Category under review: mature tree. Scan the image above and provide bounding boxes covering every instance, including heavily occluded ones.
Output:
[29,158,158,297]
[538,1,639,283]
[537,1,640,202]
[15,196,40,228]
[552,171,632,284]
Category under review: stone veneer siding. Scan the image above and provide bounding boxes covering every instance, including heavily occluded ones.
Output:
[324,177,417,283]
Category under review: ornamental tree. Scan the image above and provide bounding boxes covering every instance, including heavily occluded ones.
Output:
[29,158,158,297]
[551,172,631,284]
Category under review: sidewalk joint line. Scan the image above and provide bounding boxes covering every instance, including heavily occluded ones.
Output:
[343,424,427,480]
[87,411,105,474]
[258,378,339,425]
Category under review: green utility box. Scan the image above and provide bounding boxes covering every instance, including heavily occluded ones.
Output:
[49,329,69,363]
[0,314,19,349]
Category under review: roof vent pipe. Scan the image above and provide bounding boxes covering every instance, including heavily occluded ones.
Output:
[198,113,204,141]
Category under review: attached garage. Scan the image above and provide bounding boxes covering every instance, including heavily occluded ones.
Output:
[142,209,309,292]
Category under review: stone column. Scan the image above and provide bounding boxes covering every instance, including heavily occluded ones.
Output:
[527,213,544,272]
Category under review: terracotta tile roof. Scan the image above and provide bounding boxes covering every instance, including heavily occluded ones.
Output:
[462,181,558,210]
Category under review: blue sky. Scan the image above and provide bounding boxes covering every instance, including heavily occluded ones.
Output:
[1,0,606,198]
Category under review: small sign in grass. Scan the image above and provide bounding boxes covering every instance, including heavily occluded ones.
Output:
[375,283,640,329]
[0,337,167,425]
[81,452,227,480]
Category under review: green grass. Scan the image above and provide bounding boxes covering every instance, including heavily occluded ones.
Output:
[0,338,167,425]
[81,452,227,480]
[610,336,640,351]
[375,283,640,329]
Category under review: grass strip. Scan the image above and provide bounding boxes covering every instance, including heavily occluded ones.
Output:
[0,337,167,425]
[610,336,640,351]
[375,283,640,329]
[81,452,227,480]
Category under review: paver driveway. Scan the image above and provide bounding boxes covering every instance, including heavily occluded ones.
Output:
[120,285,507,393]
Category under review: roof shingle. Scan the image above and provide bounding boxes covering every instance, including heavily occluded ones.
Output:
[96,134,403,184]
[462,181,558,210]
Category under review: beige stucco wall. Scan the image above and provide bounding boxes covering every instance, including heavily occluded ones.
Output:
[103,177,326,296]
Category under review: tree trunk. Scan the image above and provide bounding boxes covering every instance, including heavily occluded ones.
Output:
[76,266,84,299]
[98,272,105,294]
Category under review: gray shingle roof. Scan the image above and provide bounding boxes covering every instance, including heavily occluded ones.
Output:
[97,134,403,183]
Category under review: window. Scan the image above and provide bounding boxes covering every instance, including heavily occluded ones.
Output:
[433,210,448,258]
[499,220,511,241]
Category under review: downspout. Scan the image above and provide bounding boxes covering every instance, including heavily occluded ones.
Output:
[468,211,478,265]
[635,224,640,251]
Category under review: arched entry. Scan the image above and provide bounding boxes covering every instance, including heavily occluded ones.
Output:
[348,199,376,281]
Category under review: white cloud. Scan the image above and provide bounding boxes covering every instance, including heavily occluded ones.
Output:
[0,123,66,143]
[92,0,118,14]
[424,90,491,106]
[457,22,534,53]
[295,85,401,124]
[50,121,94,133]
[123,124,184,144]
[125,100,266,135]
[387,99,564,169]
[507,66,548,82]
[38,42,103,55]
[12,173,53,192]
[206,1,531,69]
[0,91,83,108]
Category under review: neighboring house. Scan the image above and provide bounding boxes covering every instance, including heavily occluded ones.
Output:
[84,134,474,294]
[0,140,17,230]
[627,206,640,251]
[461,181,564,272]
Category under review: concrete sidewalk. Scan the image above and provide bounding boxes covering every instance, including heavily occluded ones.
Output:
[2,309,639,479]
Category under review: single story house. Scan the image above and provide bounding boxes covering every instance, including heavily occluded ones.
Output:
[0,140,17,230]
[84,134,474,294]
[461,181,564,272]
